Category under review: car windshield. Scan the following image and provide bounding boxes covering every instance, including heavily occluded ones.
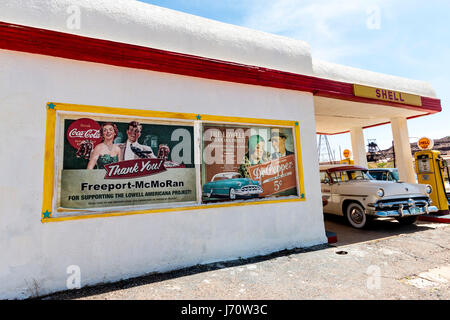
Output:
[369,171,386,180]
[391,170,399,181]
[213,173,241,181]
[369,170,399,181]
[330,170,374,183]
[213,176,229,181]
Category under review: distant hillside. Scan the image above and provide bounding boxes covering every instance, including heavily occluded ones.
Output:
[374,136,450,159]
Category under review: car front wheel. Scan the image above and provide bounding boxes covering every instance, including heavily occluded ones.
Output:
[345,202,369,229]
[229,188,236,200]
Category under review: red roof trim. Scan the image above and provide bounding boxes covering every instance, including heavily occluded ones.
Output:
[316,112,433,135]
[315,91,441,113]
[323,165,368,172]
[0,21,442,115]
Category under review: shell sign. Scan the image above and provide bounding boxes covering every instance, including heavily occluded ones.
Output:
[417,137,434,150]
[353,84,422,107]
[343,149,351,158]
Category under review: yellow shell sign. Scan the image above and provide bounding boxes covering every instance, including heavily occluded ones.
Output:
[353,84,422,107]
[343,149,351,158]
[417,137,433,150]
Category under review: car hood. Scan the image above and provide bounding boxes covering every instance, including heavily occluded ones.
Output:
[207,178,259,185]
[232,178,260,185]
[335,180,427,197]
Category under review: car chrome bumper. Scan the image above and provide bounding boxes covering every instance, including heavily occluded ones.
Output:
[367,204,438,217]
[235,186,263,196]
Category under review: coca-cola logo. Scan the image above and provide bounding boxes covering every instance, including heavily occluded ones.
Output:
[104,159,166,179]
[67,118,102,149]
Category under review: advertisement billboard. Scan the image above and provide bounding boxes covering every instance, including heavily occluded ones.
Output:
[201,124,298,202]
[58,115,196,210]
[41,103,305,222]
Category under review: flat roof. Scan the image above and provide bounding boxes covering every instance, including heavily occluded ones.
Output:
[0,0,441,134]
[1,0,435,96]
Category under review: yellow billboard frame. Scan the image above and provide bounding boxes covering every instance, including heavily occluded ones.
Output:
[42,102,306,223]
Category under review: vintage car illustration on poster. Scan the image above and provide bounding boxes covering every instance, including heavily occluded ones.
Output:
[320,165,437,228]
[202,172,263,201]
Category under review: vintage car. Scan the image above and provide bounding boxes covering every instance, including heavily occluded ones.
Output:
[368,168,399,182]
[320,165,437,228]
[203,172,263,200]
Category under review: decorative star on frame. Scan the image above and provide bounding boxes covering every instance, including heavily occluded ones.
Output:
[42,210,52,219]
[196,115,202,120]
[47,103,56,110]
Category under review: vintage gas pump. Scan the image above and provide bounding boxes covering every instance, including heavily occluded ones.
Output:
[414,137,449,215]
[340,149,354,165]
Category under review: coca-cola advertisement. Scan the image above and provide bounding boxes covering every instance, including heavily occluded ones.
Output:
[58,115,196,210]
[201,124,298,203]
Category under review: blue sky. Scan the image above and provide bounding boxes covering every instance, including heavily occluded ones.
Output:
[140,0,449,156]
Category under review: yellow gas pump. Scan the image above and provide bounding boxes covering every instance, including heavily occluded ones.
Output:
[340,149,354,165]
[414,138,449,215]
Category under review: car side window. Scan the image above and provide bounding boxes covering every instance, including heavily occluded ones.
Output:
[329,172,345,183]
[369,171,378,179]
[320,172,330,183]
[338,171,349,182]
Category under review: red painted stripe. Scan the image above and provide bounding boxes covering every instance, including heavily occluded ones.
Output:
[324,165,367,172]
[419,214,450,223]
[316,91,441,113]
[327,236,338,244]
[0,21,442,115]
[326,231,338,244]
[316,112,434,135]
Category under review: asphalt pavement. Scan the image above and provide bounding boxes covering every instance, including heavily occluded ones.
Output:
[44,215,450,300]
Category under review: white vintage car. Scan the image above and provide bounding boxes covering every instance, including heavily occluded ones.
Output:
[320,165,437,228]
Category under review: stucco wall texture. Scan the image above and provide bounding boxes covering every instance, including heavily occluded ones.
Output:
[0,48,325,299]
[0,0,330,299]
[0,0,435,300]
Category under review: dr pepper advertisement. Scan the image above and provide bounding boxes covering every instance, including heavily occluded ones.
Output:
[201,124,298,203]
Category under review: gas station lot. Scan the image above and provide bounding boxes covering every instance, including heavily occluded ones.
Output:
[45,217,450,300]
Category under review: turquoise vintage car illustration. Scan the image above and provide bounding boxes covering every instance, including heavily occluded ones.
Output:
[203,172,263,200]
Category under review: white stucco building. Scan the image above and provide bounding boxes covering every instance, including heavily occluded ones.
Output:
[0,0,441,299]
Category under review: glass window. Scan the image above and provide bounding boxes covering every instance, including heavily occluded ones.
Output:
[391,170,399,181]
[320,171,329,183]
[331,170,372,182]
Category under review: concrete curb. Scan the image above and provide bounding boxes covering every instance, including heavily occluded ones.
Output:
[326,231,338,244]
[419,214,450,223]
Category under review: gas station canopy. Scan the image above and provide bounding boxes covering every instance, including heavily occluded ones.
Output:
[313,59,439,134]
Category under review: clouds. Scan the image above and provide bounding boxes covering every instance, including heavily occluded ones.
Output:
[240,0,450,146]
[242,0,399,62]
[244,0,382,37]
[143,0,449,144]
